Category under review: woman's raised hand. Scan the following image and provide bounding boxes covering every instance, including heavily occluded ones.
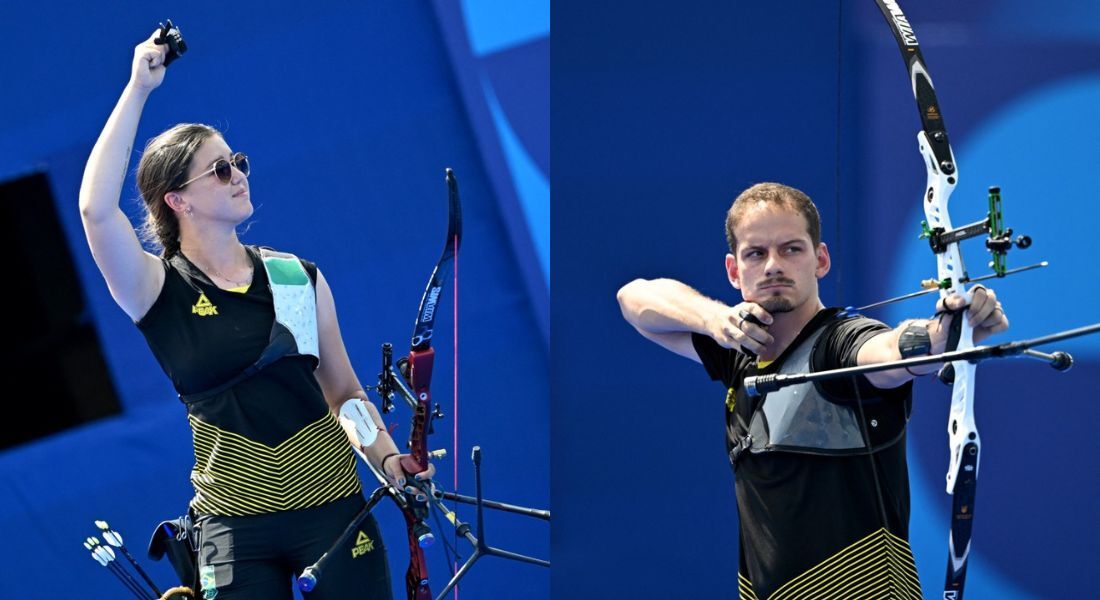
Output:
[129,30,169,93]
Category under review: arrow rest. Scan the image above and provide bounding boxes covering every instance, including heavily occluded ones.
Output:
[429,403,444,435]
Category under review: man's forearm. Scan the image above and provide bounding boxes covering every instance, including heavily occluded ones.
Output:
[859,319,942,388]
[617,278,728,336]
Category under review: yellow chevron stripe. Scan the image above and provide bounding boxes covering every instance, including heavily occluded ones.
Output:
[769,528,921,600]
[189,411,341,452]
[189,457,356,506]
[191,433,349,485]
[191,459,361,515]
[784,545,885,599]
[194,458,360,513]
[885,534,922,593]
[738,571,760,600]
[191,450,356,502]
[187,413,362,515]
[191,418,349,475]
[190,429,350,487]
[775,529,886,599]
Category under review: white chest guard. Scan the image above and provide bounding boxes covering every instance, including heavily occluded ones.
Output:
[258,247,319,361]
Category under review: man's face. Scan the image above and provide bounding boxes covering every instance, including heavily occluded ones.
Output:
[725,204,830,314]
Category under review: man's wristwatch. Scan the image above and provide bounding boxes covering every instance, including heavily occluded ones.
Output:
[898,321,932,358]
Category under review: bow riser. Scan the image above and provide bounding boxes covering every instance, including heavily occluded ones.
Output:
[919,131,982,496]
[400,348,435,475]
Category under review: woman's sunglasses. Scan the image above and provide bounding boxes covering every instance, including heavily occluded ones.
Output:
[177,152,250,189]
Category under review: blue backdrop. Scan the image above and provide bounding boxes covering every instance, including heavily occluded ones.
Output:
[553,1,1099,598]
[0,2,547,599]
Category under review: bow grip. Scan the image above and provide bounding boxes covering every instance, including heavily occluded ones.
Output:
[401,347,435,474]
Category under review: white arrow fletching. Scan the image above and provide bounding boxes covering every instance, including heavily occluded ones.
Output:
[94,520,109,530]
[91,550,109,567]
[103,530,123,547]
[93,546,113,563]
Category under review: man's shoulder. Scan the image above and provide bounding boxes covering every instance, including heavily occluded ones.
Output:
[818,310,891,342]
[692,332,753,383]
[812,309,898,378]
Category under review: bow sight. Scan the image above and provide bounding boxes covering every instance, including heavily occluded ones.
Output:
[848,186,1046,315]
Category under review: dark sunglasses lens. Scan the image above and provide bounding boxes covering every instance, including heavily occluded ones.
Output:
[234,154,250,177]
[214,159,233,183]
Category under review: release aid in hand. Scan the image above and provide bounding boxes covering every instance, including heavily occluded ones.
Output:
[739,309,767,358]
[154,19,187,66]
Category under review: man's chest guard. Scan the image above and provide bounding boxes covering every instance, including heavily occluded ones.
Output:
[730,326,900,462]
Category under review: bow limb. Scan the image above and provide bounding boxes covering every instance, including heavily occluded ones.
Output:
[873,1,978,597]
[401,169,462,478]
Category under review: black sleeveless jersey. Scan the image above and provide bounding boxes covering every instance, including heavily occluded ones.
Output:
[693,309,920,599]
[135,244,361,516]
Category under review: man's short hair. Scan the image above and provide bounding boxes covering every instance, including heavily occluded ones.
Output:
[725,182,822,253]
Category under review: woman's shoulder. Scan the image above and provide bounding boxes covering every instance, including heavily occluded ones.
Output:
[251,244,318,285]
[133,253,178,328]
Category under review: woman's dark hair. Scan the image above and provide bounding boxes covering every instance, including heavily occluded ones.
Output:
[135,123,220,259]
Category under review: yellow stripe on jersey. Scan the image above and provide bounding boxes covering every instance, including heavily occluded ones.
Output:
[739,571,760,600]
[762,527,921,600]
[188,412,361,515]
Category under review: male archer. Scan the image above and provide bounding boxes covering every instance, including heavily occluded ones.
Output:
[616,182,1008,598]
